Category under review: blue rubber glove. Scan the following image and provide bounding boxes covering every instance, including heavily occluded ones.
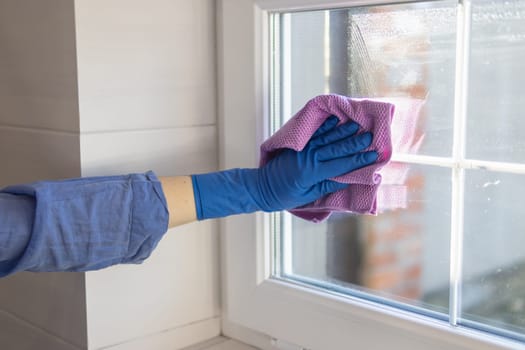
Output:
[191,116,378,220]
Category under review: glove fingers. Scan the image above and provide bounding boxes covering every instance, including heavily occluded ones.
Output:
[305,180,348,204]
[310,121,360,148]
[317,179,349,195]
[319,151,378,179]
[315,132,373,161]
[311,115,339,139]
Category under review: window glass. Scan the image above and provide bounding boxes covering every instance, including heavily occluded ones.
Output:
[271,0,525,342]
[288,164,451,315]
[466,0,525,163]
[462,170,525,337]
[274,0,456,318]
[283,1,457,156]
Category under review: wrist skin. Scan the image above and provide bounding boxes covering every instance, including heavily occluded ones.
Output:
[158,176,197,228]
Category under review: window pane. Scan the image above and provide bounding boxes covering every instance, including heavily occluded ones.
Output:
[462,170,525,338]
[283,2,457,156]
[466,0,525,163]
[284,164,451,315]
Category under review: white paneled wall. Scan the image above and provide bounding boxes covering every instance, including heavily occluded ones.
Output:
[0,128,81,186]
[85,221,220,349]
[74,0,216,132]
[80,126,217,177]
[78,0,220,348]
[0,1,220,349]
[0,272,87,349]
[0,0,80,132]
[0,1,85,349]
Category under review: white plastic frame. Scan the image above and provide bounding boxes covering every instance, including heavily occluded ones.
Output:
[217,0,525,349]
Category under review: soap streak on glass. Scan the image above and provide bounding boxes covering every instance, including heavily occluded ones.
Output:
[271,0,525,342]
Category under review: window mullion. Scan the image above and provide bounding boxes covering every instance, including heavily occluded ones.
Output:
[281,13,292,125]
[450,0,471,327]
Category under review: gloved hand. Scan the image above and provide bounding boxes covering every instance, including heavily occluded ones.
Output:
[191,116,378,220]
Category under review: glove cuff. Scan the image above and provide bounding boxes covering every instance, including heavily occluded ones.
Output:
[191,168,261,220]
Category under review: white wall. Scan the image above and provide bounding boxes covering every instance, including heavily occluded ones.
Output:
[0,1,86,349]
[0,1,221,349]
[77,1,221,348]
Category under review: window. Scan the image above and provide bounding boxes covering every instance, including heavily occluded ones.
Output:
[219,0,525,348]
[272,0,525,341]
[271,1,456,319]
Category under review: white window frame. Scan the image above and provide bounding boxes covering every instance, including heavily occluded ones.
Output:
[218,0,525,348]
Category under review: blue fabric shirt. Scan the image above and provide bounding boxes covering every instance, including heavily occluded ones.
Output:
[0,171,169,277]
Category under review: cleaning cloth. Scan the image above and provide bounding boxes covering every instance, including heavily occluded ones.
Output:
[259,94,395,222]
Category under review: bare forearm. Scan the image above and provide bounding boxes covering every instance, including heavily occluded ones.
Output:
[158,176,197,228]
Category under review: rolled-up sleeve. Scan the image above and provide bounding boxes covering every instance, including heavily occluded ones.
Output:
[0,171,169,277]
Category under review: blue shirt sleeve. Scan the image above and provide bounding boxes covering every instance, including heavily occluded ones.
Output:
[0,171,169,277]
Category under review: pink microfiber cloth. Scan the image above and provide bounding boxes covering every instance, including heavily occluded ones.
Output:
[259,94,395,223]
